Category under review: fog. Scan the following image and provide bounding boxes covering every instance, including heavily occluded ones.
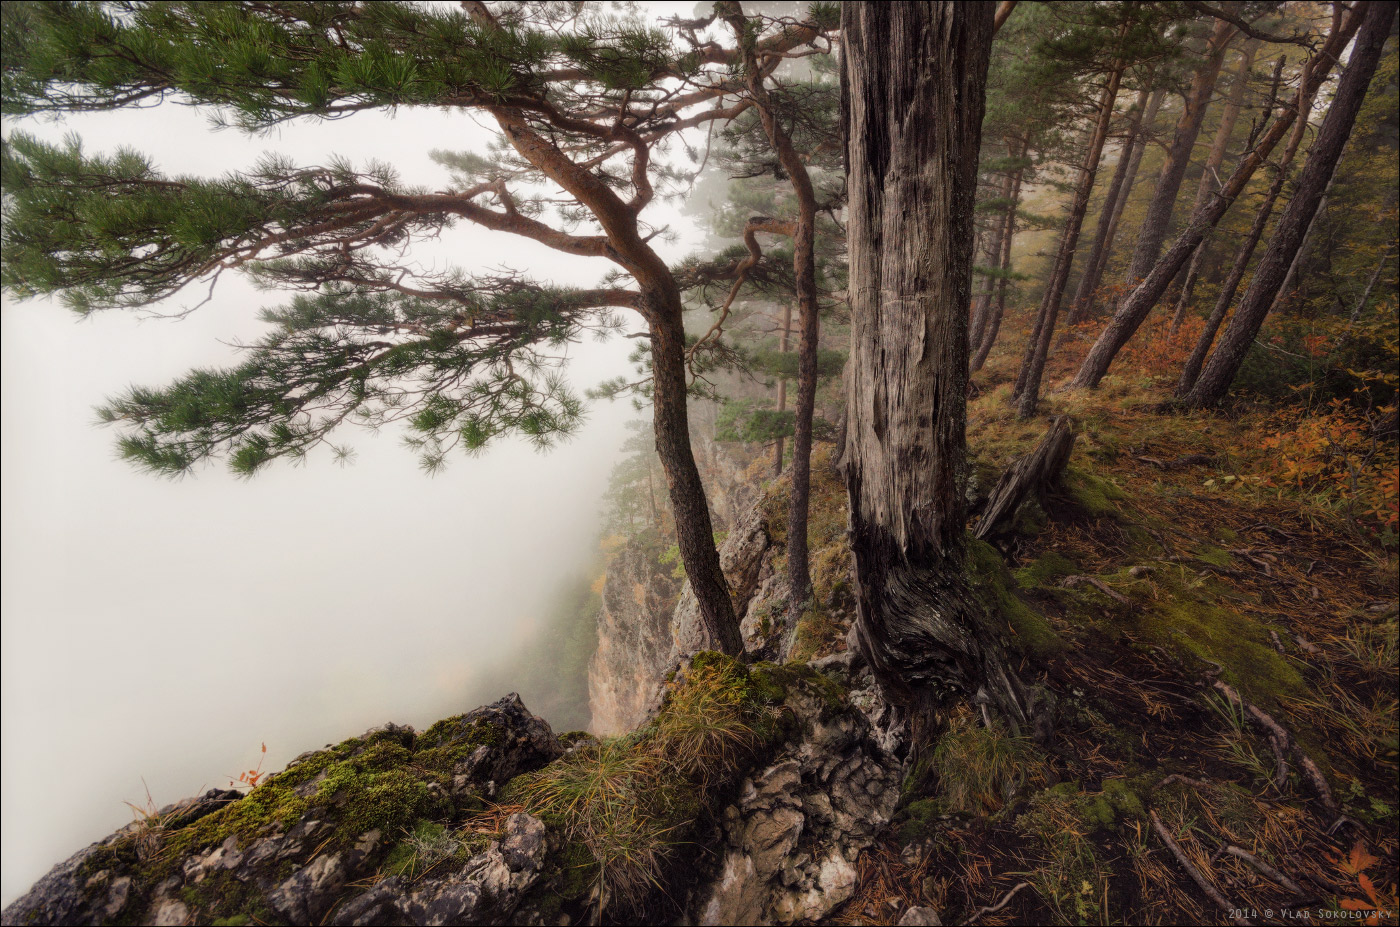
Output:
[0,63,701,901]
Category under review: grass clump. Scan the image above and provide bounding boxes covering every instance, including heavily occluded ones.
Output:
[932,711,1041,816]
[509,653,788,914]
[1016,785,1114,925]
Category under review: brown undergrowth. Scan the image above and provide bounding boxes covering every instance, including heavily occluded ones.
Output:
[832,338,1397,925]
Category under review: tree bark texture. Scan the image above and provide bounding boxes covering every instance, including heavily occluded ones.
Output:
[975,416,1076,542]
[1170,39,1259,332]
[1014,53,1126,419]
[1181,3,1394,408]
[842,1,1029,730]
[1123,18,1237,287]
[1068,4,1367,391]
[773,301,791,477]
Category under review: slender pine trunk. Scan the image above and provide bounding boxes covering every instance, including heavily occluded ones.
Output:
[973,159,1026,372]
[773,301,791,477]
[1014,50,1126,419]
[1170,39,1259,332]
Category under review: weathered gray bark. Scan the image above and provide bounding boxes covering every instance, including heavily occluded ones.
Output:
[1170,39,1259,332]
[1122,18,1237,287]
[1014,49,1127,419]
[1066,88,1163,326]
[975,416,1076,542]
[1181,1,1395,409]
[1068,5,1366,391]
[842,1,1029,731]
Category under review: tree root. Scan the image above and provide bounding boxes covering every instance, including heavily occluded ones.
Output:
[1150,810,1252,925]
[1060,574,1130,604]
[1212,680,1338,815]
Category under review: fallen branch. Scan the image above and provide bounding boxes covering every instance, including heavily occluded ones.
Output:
[1134,452,1215,470]
[1060,574,1130,604]
[960,881,1034,926]
[1150,810,1251,925]
[1224,846,1304,895]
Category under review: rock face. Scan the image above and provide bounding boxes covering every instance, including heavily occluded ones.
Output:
[686,659,901,926]
[2,659,903,927]
[0,695,566,927]
[587,536,681,735]
[669,501,774,659]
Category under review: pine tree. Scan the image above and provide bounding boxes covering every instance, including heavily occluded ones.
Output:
[0,0,836,654]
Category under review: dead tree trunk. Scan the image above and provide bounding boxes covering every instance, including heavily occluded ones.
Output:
[976,416,1076,542]
[1122,18,1236,287]
[1014,48,1127,419]
[1067,5,1366,391]
[843,1,1030,733]
[1180,1,1394,409]
[1171,39,1259,332]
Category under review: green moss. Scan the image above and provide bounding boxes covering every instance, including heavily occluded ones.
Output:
[1063,466,1127,518]
[1078,778,1147,830]
[968,539,1066,657]
[1127,573,1305,706]
[1193,545,1234,568]
[894,798,942,843]
[1013,552,1078,588]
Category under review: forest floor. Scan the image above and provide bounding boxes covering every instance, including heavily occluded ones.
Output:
[815,330,1399,926]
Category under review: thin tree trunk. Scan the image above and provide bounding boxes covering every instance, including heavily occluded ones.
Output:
[1176,55,1315,395]
[773,301,791,477]
[1269,186,1329,315]
[842,1,1029,732]
[1067,88,1156,326]
[971,154,1019,349]
[1068,5,1366,391]
[1181,1,1394,409]
[1350,245,1396,324]
[1171,39,1259,332]
[968,161,1024,375]
[721,1,821,611]
[973,159,1026,371]
[1123,18,1237,287]
[1014,48,1127,419]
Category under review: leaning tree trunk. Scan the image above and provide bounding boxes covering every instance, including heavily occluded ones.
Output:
[1170,39,1259,333]
[1181,1,1394,409]
[1014,48,1126,419]
[843,1,1029,733]
[1122,18,1236,288]
[1068,5,1366,391]
[1177,54,1311,395]
[1066,88,1154,327]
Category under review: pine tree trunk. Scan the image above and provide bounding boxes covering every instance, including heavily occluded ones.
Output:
[972,159,1026,372]
[1176,57,1313,396]
[1180,1,1394,409]
[773,302,791,477]
[1066,88,1155,326]
[843,1,1029,732]
[1014,52,1126,419]
[1171,39,1259,333]
[1123,19,1236,287]
[970,156,1019,349]
[1067,6,1366,391]
[647,291,743,654]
